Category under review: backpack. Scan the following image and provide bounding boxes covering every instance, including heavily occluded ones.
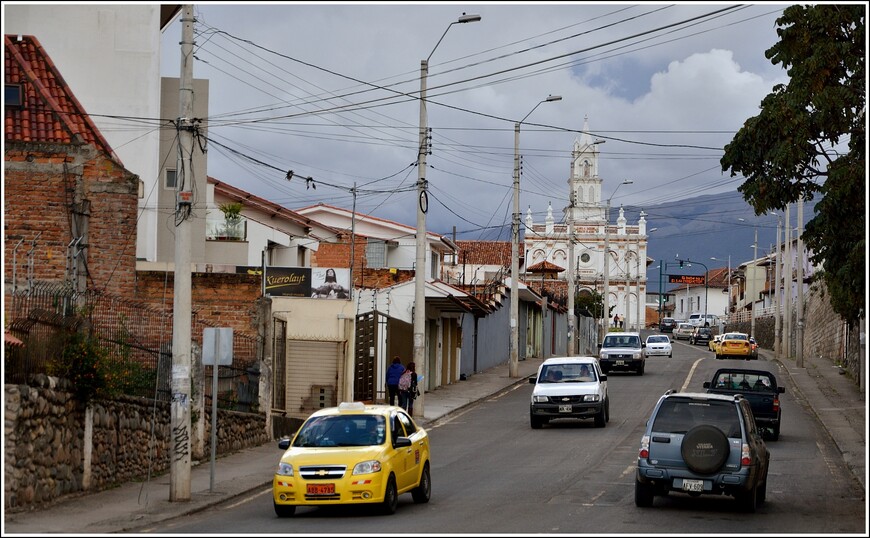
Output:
[398,370,412,391]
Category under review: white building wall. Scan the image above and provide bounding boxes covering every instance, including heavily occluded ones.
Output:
[5,4,166,262]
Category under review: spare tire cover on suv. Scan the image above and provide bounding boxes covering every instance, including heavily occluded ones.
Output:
[680,425,730,474]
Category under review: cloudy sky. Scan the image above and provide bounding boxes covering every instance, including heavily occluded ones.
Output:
[160,2,791,242]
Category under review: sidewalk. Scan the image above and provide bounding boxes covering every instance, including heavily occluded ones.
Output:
[3,357,544,535]
[4,348,865,534]
[764,347,866,493]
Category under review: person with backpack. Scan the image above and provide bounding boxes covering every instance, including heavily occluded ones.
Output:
[385,356,405,406]
[398,361,418,416]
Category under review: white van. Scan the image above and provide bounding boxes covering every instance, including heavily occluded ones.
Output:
[688,313,719,327]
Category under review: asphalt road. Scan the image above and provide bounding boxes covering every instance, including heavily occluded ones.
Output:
[144,339,866,534]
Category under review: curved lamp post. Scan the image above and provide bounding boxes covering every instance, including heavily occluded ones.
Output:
[510,94,562,377]
[414,13,480,410]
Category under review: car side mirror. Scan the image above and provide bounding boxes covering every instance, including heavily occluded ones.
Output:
[600,373,607,381]
[277,438,291,450]
[702,381,711,388]
[395,437,412,448]
[597,343,602,349]
[528,376,537,384]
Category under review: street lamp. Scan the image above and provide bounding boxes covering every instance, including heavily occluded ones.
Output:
[414,12,480,410]
[510,94,562,377]
[677,257,709,325]
[602,180,632,340]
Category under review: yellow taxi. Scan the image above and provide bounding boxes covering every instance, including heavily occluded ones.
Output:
[272,402,430,517]
[715,332,753,360]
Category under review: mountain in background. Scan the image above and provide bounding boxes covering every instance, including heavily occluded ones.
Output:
[621,189,817,287]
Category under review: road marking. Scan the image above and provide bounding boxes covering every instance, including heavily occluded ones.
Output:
[681,358,706,392]
[223,487,270,510]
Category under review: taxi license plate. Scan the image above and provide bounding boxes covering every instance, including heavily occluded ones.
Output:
[559,404,572,413]
[682,479,704,492]
[615,360,625,366]
[307,483,335,495]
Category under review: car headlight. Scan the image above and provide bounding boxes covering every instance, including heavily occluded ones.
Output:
[352,460,382,475]
[599,352,606,359]
[582,394,600,402]
[633,352,642,359]
[532,395,549,403]
[276,462,294,476]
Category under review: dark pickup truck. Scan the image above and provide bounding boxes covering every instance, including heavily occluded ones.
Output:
[703,368,785,440]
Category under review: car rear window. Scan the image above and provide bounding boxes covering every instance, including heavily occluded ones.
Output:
[713,372,774,391]
[652,399,741,437]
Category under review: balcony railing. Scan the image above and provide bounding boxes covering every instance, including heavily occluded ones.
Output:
[206,216,248,241]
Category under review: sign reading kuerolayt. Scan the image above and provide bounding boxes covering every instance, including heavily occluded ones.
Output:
[265,267,351,299]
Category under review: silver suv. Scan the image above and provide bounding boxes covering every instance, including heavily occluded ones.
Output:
[598,332,645,375]
[635,390,770,512]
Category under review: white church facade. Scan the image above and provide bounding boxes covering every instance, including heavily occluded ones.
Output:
[523,119,651,331]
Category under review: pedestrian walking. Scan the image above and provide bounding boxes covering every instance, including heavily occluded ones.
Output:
[385,356,405,405]
[398,361,418,416]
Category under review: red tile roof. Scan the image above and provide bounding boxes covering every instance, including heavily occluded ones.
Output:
[4,34,118,161]
[526,260,565,273]
[453,240,512,266]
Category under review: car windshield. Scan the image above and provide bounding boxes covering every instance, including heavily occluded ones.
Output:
[603,336,640,348]
[647,336,669,344]
[541,364,596,383]
[652,399,742,437]
[724,334,748,341]
[292,414,386,447]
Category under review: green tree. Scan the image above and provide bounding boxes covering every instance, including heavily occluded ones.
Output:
[721,4,865,323]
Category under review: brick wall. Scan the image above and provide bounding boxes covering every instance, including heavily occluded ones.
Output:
[312,239,416,289]
[135,271,263,335]
[4,142,139,297]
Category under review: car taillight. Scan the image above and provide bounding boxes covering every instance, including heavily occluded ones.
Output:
[639,435,650,459]
[772,397,780,412]
[741,443,751,466]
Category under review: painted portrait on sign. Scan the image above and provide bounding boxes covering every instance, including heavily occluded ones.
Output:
[310,268,350,299]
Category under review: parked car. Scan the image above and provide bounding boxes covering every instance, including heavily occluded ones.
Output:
[645,334,673,358]
[659,317,678,333]
[528,356,609,429]
[689,327,714,346]
[672,323,695,341]
[749,337,759,359]
[703,368,785,440]
[598,332,646,375]
[272,402,431,517]
[716,332,754,360]
[688,313,720,327]
[635,390,771,512]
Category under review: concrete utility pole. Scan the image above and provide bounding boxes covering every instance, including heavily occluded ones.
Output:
[774,214,782,359]
[170,3,195,501]
[602,180,632,340]
[750,228,758,339]
[414,13,480,406]
[784,204,792,359]
[796,196,804,367]
[510,94,561,377]
[567,218,575,355]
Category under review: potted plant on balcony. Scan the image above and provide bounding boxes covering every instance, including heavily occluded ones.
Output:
[218,202,243,240]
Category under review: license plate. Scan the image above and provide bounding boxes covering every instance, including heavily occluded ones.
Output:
[615,360,625,366]
[559,404,572,413]
[682,479,704,492]
[307,483,335,495]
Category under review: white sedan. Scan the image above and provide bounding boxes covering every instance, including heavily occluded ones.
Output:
[644,335,673,358]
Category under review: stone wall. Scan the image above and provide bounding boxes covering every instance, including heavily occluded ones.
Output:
[4,375,269,512]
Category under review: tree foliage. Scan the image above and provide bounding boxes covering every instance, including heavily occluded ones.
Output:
[720,4,865,323]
